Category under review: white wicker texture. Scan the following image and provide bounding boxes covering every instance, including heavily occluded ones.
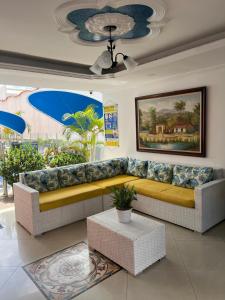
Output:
[195,178,225,232]
[132,178,225,233]
[87,209,166,275]
[102,194,114,210]
[132,194,197,231]
[13,182,103,236]
[13,176,225,236]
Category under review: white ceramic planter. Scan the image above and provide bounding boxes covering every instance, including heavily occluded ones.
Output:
[116,208,132,223]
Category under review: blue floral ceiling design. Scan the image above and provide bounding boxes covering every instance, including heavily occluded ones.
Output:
[55,1,166,47]
[67,5,154,42]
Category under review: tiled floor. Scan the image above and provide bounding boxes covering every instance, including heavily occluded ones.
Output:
[0,201,225,300]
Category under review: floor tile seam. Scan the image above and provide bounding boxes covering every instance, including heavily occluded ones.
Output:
[173,238,198,300]
[174,237,225,246]
[0,263,22,268]
[0,266,17,269]
[0,266,19,290]
[0,237,33,241]
[125,270,128,300]
[167,234,187,270]
[169,229,203,242]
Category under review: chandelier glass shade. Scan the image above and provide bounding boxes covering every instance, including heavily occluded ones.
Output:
[89,25,138,75]
[123,56,138,71]
[96,50,112,69]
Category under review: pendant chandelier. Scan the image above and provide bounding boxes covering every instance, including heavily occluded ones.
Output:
[90,25,138,75]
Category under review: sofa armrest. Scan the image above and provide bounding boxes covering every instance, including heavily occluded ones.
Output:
[13,182,40,235]
[195,179,225,232]
[14,182,39,195]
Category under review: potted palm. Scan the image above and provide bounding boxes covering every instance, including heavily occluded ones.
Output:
[111,186,137,223]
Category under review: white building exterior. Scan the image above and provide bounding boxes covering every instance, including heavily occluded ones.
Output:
[0,85,102,140]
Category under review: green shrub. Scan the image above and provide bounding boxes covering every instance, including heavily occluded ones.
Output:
[47,151,86,168]
[0,144,45,186]
[111,186,137,210]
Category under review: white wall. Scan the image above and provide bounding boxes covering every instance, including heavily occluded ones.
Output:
[102,65,225,168]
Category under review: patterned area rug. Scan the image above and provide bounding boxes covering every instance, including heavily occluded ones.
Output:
[23,242,121,300]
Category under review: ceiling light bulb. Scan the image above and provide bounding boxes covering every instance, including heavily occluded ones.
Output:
[97,50,112,69]
[123,56,138,71]
[89,62,102,75]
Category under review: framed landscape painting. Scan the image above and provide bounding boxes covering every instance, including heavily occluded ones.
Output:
[135,87,206,157]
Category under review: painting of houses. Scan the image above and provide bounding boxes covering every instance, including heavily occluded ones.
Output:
[135,87,206,156]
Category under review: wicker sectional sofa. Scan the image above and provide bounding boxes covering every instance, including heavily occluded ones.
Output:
[13,158,225,236]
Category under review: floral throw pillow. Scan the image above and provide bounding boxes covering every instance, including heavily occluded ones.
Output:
[85,161,116,182]
[58,164,87,188]
[127,158,147,178]
[24,168,60,192]
[111,157,128,175]
[147,161,173,183]
[172,165,214,189]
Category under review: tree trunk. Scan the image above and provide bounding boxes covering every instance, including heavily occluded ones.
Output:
[2,178,8,197]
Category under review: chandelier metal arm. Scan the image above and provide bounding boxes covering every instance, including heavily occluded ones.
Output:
[107,25,116,67]
[115,52,126,61]
[107,39,115,66]
[107,26,127,68]
[90,25,137,75]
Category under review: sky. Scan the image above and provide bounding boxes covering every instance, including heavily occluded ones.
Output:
[138,92,201,112]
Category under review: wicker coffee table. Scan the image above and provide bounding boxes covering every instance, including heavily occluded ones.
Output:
[87,209,166,276]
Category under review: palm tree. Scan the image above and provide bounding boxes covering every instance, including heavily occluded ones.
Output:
[63,105,104,162]
[16,111,32,138]
[174,101,186,113]
[149,107,157,134]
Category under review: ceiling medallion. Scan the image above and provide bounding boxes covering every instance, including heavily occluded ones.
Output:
[55,0,166,46]
[85,13,135,38]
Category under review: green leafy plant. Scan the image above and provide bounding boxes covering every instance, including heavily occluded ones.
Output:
[111,186,137,210]
[0,144,45,186]
[63,105,104,162]
[43,144,61,164]
[47,151,86,168]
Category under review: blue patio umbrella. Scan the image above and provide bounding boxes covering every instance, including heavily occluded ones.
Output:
[0,111,26,134]
[28,90,103,125]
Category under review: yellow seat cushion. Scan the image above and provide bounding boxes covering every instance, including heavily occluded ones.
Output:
[39,183,103,212]
[93,175,139,194]
[125,179,195,208]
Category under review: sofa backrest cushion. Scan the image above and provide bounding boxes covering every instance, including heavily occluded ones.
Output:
[58,164,87,188]
[213,168,224,180]
[172,165,214,189]
[23,168,60,192]
[127,158,148,178]
[147,161,173,183]
[111,157,128,175]
[86,160,115,182]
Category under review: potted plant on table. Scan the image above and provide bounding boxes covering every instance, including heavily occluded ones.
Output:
[111,186,137,223]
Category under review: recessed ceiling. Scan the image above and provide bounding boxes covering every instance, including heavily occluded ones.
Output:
[0,0,225,83]
[120,42,225,85]
[0,0,224,67]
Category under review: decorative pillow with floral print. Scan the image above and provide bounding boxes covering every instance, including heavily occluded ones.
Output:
[24,168,60,192]
[58,164,87,188]
[111,157,128,175]
[172,165,214,189]
[147,161,173,183]
[86,161,116,182]
[127,158,148,178]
